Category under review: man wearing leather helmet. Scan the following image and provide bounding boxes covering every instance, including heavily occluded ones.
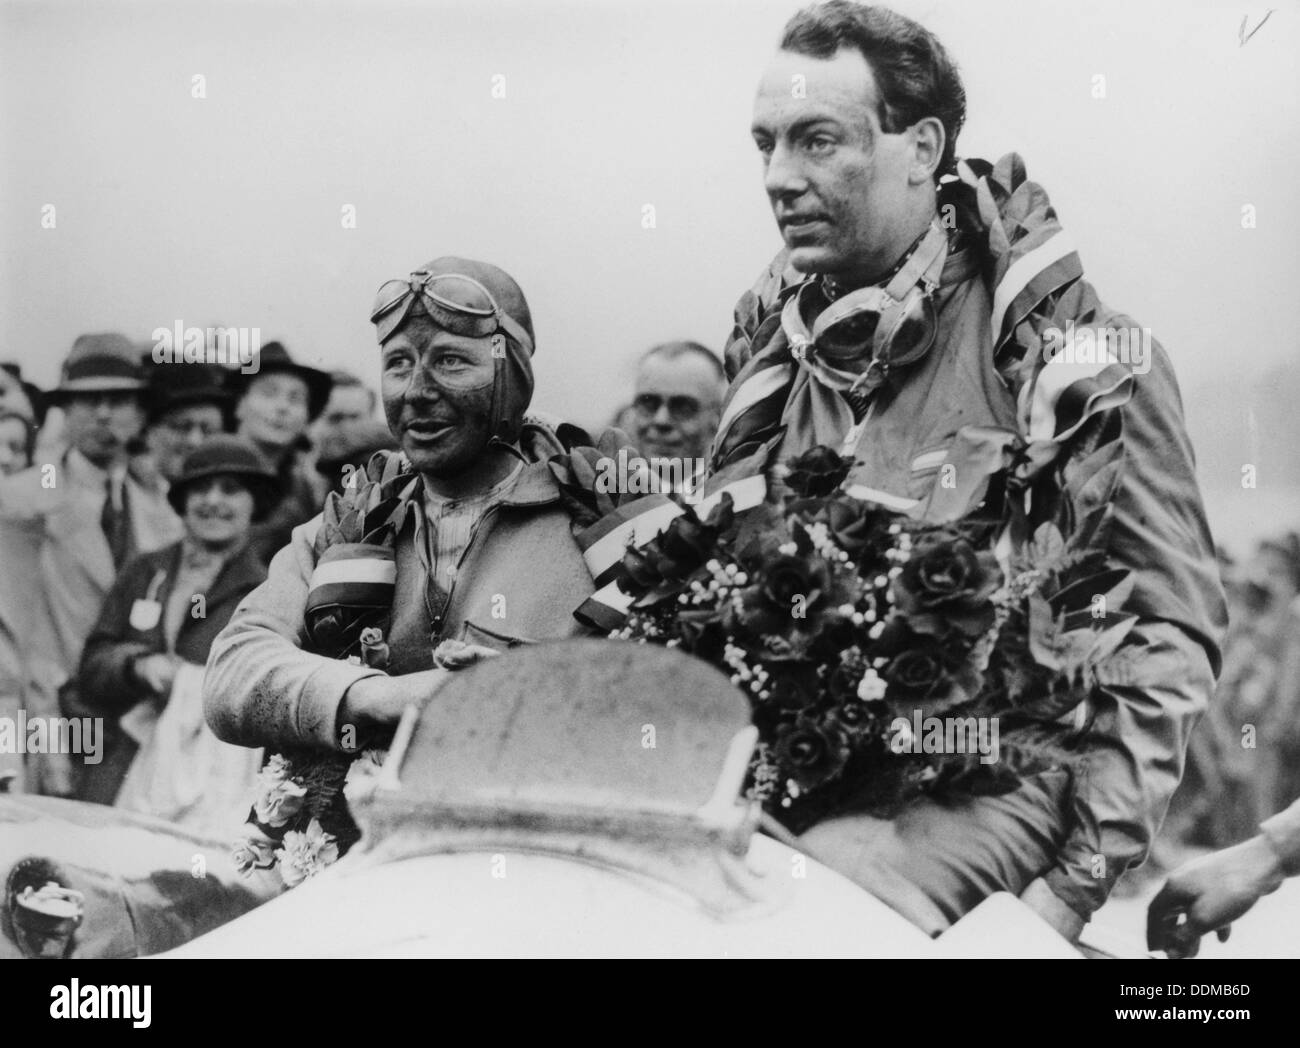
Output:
[204,256,644,754]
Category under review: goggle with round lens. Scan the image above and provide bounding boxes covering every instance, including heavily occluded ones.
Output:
[781,220,949,386]
[370,271,534,354]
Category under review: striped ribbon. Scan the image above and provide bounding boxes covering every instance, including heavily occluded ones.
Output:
[573,474,770,631]
[304,543,397,615]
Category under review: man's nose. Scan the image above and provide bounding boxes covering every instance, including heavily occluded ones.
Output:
[405,363,441,402]
[651,402,674,426]
[764,141,808,201]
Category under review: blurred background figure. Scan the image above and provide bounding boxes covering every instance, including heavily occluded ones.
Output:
[229,342,332,564]
[0,362,45,424]
[138,359,233,489]
[609,402,639,437]
[629,340,725,493]
[314,417,398,495]
[313,370,377,461]
[0,411,36,476]
[0,335,182,795]
[75,436,275,829]
[1153,530,1300,874]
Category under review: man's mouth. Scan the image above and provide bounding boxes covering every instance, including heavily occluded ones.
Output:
[779,214,829,237]
[404,419,456,442]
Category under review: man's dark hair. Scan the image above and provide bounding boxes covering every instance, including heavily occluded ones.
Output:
[639,341,725,383]
[780,1,966,178]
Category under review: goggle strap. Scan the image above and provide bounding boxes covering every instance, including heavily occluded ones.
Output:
[495,313,534,356]
[872,224,948,366]
[884,220,949,300]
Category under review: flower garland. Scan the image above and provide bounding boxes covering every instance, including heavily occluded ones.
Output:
[612,445,1136,833]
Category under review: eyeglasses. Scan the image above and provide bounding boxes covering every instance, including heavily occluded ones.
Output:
[633,393,705,422]
[370,271,533,354]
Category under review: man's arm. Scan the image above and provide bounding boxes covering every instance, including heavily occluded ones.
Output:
[203,516,386,751]
[1038,328,1228,920]
[1147,797,1300,958]
[77,559,156,712]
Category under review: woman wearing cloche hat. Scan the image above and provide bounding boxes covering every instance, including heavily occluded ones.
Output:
[75,435,276,821]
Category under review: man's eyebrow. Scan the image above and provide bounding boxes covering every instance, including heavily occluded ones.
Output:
[751,115,846,138]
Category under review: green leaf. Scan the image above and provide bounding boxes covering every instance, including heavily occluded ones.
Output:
[1026,593,1062,670]
[1032,522,1066,562]
[1066,503,1110,553]
[1083,614,1138,666]
[1064,442,1125,521]
[1048,568,1131,615]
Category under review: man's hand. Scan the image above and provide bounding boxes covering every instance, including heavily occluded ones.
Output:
[1147,836,1286,958]
[338,668,450,743]
[1020,877,1087,943]
[132,653,179,696]
[433,639,501,670]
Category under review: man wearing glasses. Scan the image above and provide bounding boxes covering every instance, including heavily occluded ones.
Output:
[137,360,232,489]
[629,341,725,496]
[707,1,1226,941]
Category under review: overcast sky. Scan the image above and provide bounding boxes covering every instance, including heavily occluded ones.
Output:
[2,0,1296,544]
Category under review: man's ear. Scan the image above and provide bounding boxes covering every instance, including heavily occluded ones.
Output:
[909,117,945,185]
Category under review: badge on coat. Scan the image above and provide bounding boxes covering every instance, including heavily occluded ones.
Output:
[129,599,162,632]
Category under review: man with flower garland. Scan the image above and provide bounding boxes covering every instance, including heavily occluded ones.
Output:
[204,257,652,756]
[700,2,1227,940]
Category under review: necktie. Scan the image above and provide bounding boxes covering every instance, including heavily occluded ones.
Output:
[101,474,132,569]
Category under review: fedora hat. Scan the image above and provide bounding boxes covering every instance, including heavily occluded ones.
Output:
[167,434,280,522]
[48,334,146,404]
[141,357,233,428]
[230,342,333,422]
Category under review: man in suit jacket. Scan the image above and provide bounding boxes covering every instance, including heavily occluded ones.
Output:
[0,335,182,795]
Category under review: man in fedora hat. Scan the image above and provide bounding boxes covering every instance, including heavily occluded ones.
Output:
[0,333,182,794]
[205,256,650,754]
[229,342,333,564]
[136,359,233,490]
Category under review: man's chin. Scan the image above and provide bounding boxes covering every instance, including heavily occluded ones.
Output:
[784,243,840,276]
[402,441,473,479]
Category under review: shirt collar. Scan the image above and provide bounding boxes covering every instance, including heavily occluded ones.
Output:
[65,447,126,488]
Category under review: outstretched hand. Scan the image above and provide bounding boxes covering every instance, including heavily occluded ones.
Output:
[1146,836,1286,958]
